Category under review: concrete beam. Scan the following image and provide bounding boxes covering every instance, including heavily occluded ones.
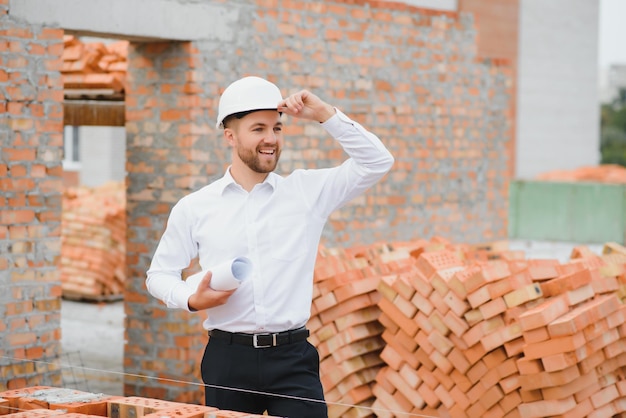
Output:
[9,0,237,42]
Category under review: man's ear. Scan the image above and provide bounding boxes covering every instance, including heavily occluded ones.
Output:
[223,128,235,146]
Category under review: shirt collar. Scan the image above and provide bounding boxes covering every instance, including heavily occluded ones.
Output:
[217,166,278,195]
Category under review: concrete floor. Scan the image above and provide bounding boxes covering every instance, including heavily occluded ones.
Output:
[60,298,125,395]
[59,240,605,396]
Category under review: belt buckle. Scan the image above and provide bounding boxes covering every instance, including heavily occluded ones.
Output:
[253,333,276,348]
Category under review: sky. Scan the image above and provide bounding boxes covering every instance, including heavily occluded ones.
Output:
[598,0,626,69]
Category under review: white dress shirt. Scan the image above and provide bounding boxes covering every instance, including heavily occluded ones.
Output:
[146,109,394,333]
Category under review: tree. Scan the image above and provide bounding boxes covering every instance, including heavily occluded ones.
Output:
[601,88,626,166]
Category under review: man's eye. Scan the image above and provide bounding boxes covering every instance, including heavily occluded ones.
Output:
[274,127,282,132]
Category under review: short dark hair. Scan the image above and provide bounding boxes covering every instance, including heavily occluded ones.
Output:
[222,110,255,129]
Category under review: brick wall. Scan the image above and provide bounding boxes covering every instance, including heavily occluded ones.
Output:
[0,0,65,390]
[123,0,514,402]
[124,41,210,402]
[0,0,515,401]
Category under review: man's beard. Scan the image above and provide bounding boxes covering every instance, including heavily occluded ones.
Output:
[237,144,281,173]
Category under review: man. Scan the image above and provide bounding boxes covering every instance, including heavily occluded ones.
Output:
[146,76,394,417]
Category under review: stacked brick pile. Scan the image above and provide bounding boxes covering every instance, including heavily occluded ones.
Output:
[310,239,626,417]
[536,164,626,184]
[61,35,127,94]
[0,386,280,417]
[309,245,391,417]
[60,182,126,300]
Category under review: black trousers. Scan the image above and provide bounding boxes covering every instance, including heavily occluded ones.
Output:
[201,335,328,417]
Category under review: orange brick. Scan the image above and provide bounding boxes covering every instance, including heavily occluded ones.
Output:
[499,390,522,414]
[407,268,433,298]
[430,349,453,375]
[504,336,526,357]
[503,282,542,308]
[447,347,471,374]
[414,347,436,371]
[432,366,455,391]
[519,364,581,391]
[518,295,568,331]
[378,297,419,336]
[398,363,421,389]
[434,384,455,409]
[487,270,532,299]
[438,314,464,341]
[556,397,594,418]
[547,294,620,337]
[449,384,471,410]
[523,331,586,360]
[540,268,593,297]
[395,327,418,353]
[522,326,550,344]
[462,322,485,349]
[499,374,521,395]
[410,291,434,315]
[479,296,506,320]
[591,275,619,294]
[392,293,417,319]
[142,404,218,418]
[464,308,484,326]
[463,340,487,366]
[480,384,504,411]
[517,357,543,375]
[108,396,186,418]
[527,258,560,281]
[428,330,454,355]
[414,367,438,394]
[579,349,606,375]
[319,293,373,325]
[333,276,380,302]
[377,311,399,334]
[564,282,595,306]
[450,369,473,393]
[541,369,598,400]
[0,410,65,417]
[384,368,425,410]
[427,310,449,336]
[467,285,491,309]
[467,360,488,385]
[517,396,576,418]
[443,290,469,316]
[416,379,441,409]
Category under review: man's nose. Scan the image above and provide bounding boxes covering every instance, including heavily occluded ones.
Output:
[265,130,278,143]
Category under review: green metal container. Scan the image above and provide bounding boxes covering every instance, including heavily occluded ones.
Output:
[508,180,626,244]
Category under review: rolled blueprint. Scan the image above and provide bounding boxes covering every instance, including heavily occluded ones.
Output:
[186,256,253,291]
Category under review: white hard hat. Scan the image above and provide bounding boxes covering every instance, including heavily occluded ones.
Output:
[216,76,283,129]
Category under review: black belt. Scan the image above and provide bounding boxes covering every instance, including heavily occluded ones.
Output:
[208,327,309,348]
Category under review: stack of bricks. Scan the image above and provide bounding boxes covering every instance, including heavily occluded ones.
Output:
[0,386,282,417]
[360,240,626,417]
[309,245,389,417]
[59,182,126,300]
[61,35,127,95]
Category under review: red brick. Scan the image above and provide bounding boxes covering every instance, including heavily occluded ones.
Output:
[519,364,581,391]
[518,295,568,331]
[523,331,586,360]
[522,326,550,344]
[517,396,577,418]
[378,297,419,336]
[527,258,560,280]
[541,369,598,400]
[478,296,506,320]
[547,294,620,337]
[540,268,593,297]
